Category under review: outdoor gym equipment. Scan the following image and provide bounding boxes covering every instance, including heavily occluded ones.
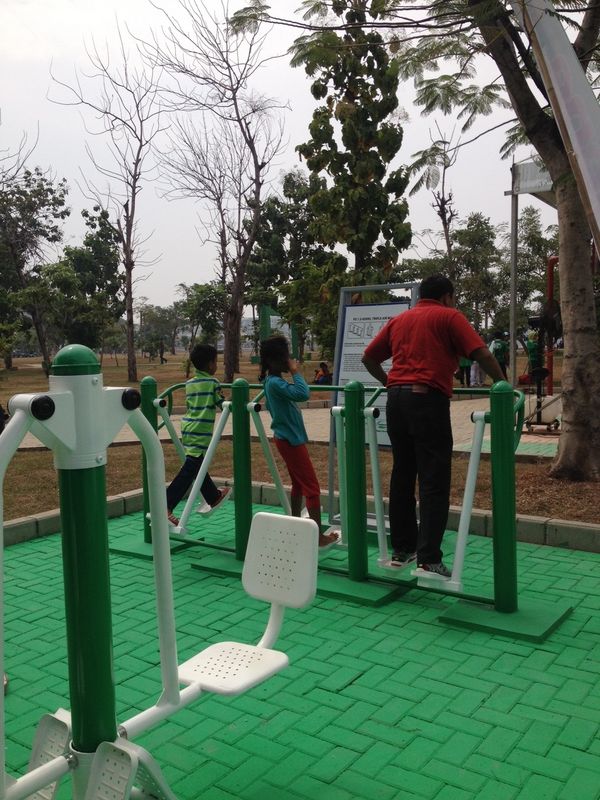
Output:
[363,392,487,594]
[140,373,569,641]
[0,345,319,800]
[324,379,571,640]
[147,383,292,540]
[161,400,233,534]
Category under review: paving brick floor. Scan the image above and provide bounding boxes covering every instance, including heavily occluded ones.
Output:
[4,503,600,799]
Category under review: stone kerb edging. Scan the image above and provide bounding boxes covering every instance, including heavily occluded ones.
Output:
[3,481,598,553]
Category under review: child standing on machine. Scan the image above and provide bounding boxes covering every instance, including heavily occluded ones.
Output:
[166,343,230,526]
[260,335,339,550]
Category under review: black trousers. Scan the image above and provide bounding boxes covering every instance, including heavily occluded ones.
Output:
[166,454,220,512]
[386,387,453,563]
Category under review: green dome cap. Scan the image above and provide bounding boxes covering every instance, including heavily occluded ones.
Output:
[50,345,101,376]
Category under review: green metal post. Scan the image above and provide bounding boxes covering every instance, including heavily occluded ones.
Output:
[58,468,117,749]
[141,376,159,544]
[344,381,368,581]
[490,380,518,613]
[51,346,117,752]
[231,378,252,560]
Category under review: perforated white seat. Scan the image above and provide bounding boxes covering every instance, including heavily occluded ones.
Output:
[178,642,288,695]
[178,512,319,695]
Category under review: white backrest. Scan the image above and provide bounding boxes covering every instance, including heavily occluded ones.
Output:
[242,512,319,608]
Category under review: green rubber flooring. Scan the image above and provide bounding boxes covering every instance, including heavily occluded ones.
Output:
[4,502,600,799]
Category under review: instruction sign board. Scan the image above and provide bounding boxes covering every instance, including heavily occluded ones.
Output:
[334,300,411,446]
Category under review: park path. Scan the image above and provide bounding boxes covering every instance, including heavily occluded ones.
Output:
[16,396,558,458]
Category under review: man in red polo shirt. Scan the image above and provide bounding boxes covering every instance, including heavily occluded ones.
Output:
[362,274,504,577]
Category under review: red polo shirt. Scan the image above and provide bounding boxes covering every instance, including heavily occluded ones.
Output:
[363,299,485,397]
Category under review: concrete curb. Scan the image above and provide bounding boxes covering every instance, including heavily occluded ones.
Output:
[3,480,598,553]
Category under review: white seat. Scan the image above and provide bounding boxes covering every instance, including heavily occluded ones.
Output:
[178,512,319,696]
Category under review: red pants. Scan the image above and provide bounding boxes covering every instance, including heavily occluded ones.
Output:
[274,438,321,509]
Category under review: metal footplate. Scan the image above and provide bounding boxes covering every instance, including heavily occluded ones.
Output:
[84,739,177,800]
[27,709,72,799]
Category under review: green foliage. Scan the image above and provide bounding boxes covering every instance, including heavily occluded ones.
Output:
[280,251,350,358]
[137,304,182,361]
[14,206,125,353]
[177,282,228,346]
[496,205,558,332]
[247,169,351,355]
[0,168,70,270]
[0,167,70,364]
[451,212,503,330]
[292,0,411,279]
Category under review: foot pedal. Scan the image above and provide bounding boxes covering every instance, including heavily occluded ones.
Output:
[147,512,182,534]
[27,709,72,799]
[85,739,176,800]
[378,559,414,571]
[411,568,462,593]
[321,526,345,546]
[196,501,212,516]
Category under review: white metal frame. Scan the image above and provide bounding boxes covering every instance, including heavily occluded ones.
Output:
[168,401,233,534]
[0,390,318,799]
[412,411,487,592]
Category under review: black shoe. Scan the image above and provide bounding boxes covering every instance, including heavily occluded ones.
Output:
[416,562,451,578]
[389,551,417,567]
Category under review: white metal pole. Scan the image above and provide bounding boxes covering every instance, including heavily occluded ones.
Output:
[450,412,486,591]
[5,755,71,800]
[120,682,203,740]
[177,402,232,532]
[128,410,180,708]
[332,408,347,540]
[248,404,291,514]
[364,409,388,564]
[154,400,186,463]
[509,176,519,387]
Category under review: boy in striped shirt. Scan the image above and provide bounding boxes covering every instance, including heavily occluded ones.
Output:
[167,343,230,526]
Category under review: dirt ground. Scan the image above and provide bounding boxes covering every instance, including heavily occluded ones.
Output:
[1,353,598,526]
[4,439,599,526]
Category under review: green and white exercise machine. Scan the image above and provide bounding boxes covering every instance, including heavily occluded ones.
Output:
[0,345,319,800]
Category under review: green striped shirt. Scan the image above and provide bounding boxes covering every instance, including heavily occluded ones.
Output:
[181,370,223,457]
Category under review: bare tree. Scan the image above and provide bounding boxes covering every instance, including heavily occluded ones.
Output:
[145,0,285,381]
[408,126,459,280]
[51,27,166,381]
[160,116,237,287]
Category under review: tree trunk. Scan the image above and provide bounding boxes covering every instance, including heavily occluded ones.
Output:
[470,0,600,479]
[124,264,137,382]
[223,273,244,382]
[549,176,600,479]
[3,354,13,370]
[29,306,51,376]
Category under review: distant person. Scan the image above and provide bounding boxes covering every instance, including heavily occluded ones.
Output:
[470,358,486,387]
[260,335,339,550]
[457,356,472,387]
[490,331,509,379]
[166,344,230,526]
[314,361,332,385]
[526,331,543,374]
[362,274,504,578]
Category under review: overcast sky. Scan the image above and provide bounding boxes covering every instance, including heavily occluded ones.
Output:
[2,0,557,306]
